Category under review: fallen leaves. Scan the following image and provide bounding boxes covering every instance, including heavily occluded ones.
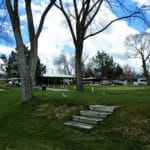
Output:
[34,104,81,120]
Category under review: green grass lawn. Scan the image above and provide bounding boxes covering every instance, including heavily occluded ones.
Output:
[0,85,150,150]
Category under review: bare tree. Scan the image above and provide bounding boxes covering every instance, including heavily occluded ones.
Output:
[5,0,56,102]
[125,33,150,85]
[122,64,135,82]
[55,0,149,91]
[0,0,12,43]
[54,53,72,75]
[0,0,6,33]
[53,51,89,75]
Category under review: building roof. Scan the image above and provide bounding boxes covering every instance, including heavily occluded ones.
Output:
[43,73,75,78]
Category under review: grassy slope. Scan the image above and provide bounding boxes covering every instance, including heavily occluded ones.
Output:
[0,85,150,150]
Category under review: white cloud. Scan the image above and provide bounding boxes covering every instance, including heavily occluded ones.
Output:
[132,0,150,6]
[38,7,73,73]
[0,45,14,56]
[146,28,150,32]
[83,3,141,72]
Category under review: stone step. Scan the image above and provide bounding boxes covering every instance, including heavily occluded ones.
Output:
[89,105,118,113]
[72,115,103,125]
[64,121,93,129]
[80,110,109,119]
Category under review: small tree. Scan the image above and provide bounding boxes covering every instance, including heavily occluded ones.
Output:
[122,64,135,82]
[84,67,94,78]
[53,53,72,75]
[125,33,150,85]
[53,51,89,75]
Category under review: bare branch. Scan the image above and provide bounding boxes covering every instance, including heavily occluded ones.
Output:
[84,8,146,40]
[25,0,35,45]
[85,0,104,30]
[125,33,150,84]
[36,0,56,39]
[81,0,90,25]
[86,0,101,15]
[5,0,23,44]
[73,0,79,20]
[78,0,87,20]
[55,0,77,45]
[14,0,18,13]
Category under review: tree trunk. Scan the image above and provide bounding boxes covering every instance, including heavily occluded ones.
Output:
[20,72,33,102]
[17,45,33,102]
[29,40,38,87]
[30,57,37,87]
[75,43,83,91]
[142,58,150,85]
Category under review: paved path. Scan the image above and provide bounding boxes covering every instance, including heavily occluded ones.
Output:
[46,88,70,92]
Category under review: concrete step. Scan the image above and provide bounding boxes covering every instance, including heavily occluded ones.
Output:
[89,105,118,113]
[64,121,93,129]
[80,110,109,119]
[72,115,103,125]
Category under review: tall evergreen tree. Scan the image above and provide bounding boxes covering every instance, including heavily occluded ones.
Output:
[2,51,46,82]
[92,51,123,80]
[6,51,19,78]
[35,58,46,81]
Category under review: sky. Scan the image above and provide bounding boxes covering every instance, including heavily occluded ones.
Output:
[0,0,150,74]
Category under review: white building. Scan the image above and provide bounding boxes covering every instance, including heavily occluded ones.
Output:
[39,73,75,85]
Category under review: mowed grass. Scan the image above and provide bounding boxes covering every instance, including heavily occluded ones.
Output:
[0,85,150,150]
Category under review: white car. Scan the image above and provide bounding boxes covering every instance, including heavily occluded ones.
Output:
[133,78,147,85]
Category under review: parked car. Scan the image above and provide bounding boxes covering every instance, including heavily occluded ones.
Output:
[7,78,21,87]
[7,80,13,86]
[111,80,123,85]
[101,80,111,85]
[133,78,147,85]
